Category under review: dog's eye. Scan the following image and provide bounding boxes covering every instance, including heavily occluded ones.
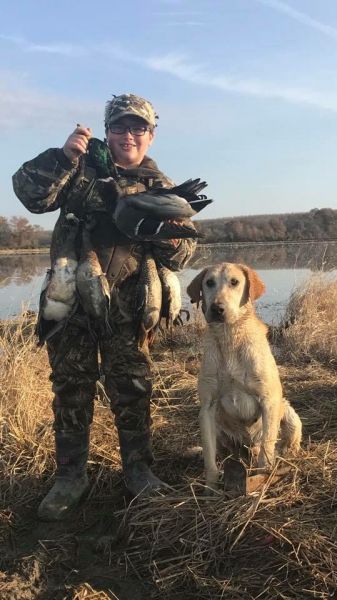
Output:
[205,278,215,288]
[230,278,239,287]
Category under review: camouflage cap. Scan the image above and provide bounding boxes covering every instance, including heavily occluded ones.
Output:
[104,94,158,128]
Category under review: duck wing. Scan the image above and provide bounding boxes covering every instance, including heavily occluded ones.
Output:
[170,179,213,213]
[114,189,206,241]
[170,178,207,200]
[188,197,213,213]
[116,209,201,241]
[116,191,196,220]
[120,178,213,216]
[113,176,212,241]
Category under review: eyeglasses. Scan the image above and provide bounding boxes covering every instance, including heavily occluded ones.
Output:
[109,124,151,136]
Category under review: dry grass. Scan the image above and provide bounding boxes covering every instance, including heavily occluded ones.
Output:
[280,272,337,366]
[1,284,337,599]
[0,314,54,502]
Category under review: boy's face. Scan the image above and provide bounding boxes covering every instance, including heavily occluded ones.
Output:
[106,116,154,168]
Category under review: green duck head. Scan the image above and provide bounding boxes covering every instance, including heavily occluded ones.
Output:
[87,137,115,178]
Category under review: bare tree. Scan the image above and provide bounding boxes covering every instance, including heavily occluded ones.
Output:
[0,217,11,247]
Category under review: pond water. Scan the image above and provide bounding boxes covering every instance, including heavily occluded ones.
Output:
[0,241,336,324]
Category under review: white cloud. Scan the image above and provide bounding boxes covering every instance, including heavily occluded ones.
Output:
[0,34,87,56]
[153,11,205,16]
[2,35,337,115]
[256,0,337,40]
[26,42,86,56]
[163,21,205,26]
[145,53,337,112]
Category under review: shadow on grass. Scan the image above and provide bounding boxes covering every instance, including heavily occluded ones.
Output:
[1,465,152,599]
[0,426,204,600]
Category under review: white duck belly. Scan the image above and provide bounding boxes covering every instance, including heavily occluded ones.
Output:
[46,257,78,303]
[159,267,182,325]
[41,215,79,322]
[43,297,74,321]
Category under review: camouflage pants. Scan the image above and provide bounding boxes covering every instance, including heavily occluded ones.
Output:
[46,288,153,467]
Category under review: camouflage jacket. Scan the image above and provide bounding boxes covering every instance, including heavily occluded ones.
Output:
[12,147,197,284]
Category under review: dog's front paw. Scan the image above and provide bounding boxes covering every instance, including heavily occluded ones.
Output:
[257,449,274,471]
[204,471,221,495]
[203,482,221,496]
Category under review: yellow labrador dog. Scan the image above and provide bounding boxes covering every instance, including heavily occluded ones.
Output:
[187,262,302,491]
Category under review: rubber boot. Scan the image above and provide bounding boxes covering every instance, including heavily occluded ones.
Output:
[38,430,89,521]
[118,430,169,497]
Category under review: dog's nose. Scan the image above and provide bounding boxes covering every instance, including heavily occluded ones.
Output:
[210,302,225,315]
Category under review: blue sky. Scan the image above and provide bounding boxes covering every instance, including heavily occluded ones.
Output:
[2,0,337,229]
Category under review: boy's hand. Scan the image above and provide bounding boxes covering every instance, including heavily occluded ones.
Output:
[63,125,92,164]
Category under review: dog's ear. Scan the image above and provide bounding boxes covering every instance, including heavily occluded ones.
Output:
[239,264,265,301]
[186,268,210,306]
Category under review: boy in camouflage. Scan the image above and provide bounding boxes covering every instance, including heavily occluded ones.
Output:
[12,93,196,521]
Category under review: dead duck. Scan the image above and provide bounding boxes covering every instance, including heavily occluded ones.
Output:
[113,178,212,241]
[134,246,162,352]
[86,138,212,241]
[158,266,187,327]
[76,214,111,337]
[41,213,80,322]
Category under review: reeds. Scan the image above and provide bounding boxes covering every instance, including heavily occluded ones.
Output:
[0,313,54,505]
[280,272,337,366]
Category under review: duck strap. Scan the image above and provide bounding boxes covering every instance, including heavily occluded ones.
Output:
[105,244,134,286]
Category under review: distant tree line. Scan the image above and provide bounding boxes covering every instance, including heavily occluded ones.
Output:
[196,208,337,243]
[2,207,337,248]
[0,216,52,249]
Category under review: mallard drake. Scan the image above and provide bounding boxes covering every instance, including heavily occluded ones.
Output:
[76,215,111,337]
[113,178,212,241]
[134,246,162,352]
[87,137,116,179]
[86,137,212,240]
[41,213,80,322]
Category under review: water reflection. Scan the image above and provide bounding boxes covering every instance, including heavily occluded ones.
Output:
[0,254,50,318]
[0,254,50,287]
[0,243,336,322]
[189,241,337,271]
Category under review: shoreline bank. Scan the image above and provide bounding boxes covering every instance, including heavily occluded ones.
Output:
[0,248,49,255]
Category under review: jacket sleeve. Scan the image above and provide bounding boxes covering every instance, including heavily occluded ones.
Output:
[12,148,78,214]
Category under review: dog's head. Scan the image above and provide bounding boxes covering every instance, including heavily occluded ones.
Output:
[186,262,265,324]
